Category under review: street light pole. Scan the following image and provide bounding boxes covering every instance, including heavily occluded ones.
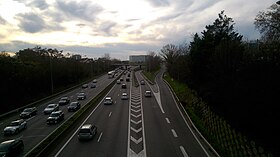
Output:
[48,49,54,94]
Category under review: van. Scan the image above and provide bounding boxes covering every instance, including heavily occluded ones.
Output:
[78,124,97,140]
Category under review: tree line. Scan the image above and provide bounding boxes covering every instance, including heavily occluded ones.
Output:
[0,47,118,114]
[161,4,280,155]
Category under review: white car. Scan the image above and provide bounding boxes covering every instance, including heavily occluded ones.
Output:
[44,104,59,114]
[104,97,113,105]
[144,90,152,97]
[4,119,27,135]
[121,93,129,100]
[77,92,86,100]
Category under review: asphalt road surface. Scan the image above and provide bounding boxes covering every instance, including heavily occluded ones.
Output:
[51,69,216,157]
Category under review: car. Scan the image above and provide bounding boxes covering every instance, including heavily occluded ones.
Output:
[92,79,97,83]
[77,92,86,100]
[90,83,96,88]
[68,102,81,112]
[0,139,24,157]
[140,80,145,85]
[19,107,37,118]
[144,90,152,97]
[82,84,88,88]
[126,78,130,82]
[44,104,59,114]
[121,84,127,89]
[121,93,129,100]
[120,78,123,81]
[78,124,97,140]
[116,80,121,84]
[3,119,27,135]
[46,110,64,124]
[58,97,70,105]
[104,97,113,105]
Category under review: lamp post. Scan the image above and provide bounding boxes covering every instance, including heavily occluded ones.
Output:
[48,49,54,94]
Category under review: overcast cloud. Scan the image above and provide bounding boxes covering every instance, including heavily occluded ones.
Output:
[0,0,276,60]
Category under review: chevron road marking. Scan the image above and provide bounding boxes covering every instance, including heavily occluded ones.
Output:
[131,108,141,113]
[131,105,141,109]
[131,119,142,124]
[131,136,143,144]
[131,113,141,118]
[131,127,142,133]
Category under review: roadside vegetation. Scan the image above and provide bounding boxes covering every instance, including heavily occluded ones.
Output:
[161,3,280,156]
[0,47,120,115]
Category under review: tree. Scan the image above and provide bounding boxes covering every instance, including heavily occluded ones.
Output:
[255,3,280,41]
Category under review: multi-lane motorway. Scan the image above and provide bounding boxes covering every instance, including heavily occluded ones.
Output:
[0,72,121,156]
[0,68,218,157]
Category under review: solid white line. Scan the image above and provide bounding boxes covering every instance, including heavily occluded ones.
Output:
[97,132,103,143]
[108,112,112,117]
[171,129,178,138]
[54,83,117,157]
[180,146,189,157]
[165,76,211,157]
[165,118,170,124]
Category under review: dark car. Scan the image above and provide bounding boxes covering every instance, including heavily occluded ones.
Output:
[90,83,96,88]
[58,97,70,106]
[140,80,145,85]
[0,139,24,157]
[46,111,64,124]
[121,84,127,89]
[126,78,130,82]
[20,107,37,118]
[68,102,81,112]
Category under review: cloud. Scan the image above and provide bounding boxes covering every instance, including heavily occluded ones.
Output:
[99,22,117,36]
[56,0,103,22]
[31,0,49,10]
[12,0,49,10]
[16,13,46,33]
[0,15,6,25]
[146,0,170,7]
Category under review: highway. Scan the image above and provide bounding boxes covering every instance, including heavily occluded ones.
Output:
[0,71,121,156]
[50,69,216,157]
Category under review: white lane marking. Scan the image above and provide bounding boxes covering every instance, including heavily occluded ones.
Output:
[145,74,165,114]
[180,146,189,157]
[130,119,142,124]
[165,75,211,157]
[165,118,170,124]
[97,132,103,143]
[54,83,117,157]
[130,127,142,133]
[108,112,112,117]
[130,136,143,144]
[171,129,178,138]
[115,101,117,104]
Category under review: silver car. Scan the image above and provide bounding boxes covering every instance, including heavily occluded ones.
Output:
[4,119,27,135]
[78,124,97,140]
[44,104,59,114]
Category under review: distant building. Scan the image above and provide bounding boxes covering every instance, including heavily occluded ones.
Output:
[71,54,82,60]
[129,55,148,63]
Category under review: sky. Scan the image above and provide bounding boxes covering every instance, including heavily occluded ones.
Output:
[0,0,276,60]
